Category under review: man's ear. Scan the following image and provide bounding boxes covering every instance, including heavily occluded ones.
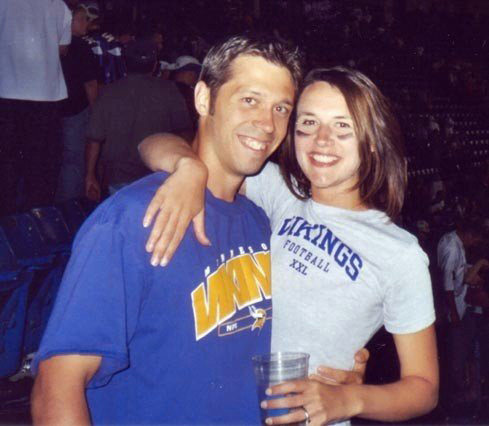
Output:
[194,81,211,117]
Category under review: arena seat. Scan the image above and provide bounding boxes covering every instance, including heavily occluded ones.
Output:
[56,199,88,237]
[0,231,34,378]
[23,260,65,356]
[30,206,72,255]
[0,228,21,283]
[0,279,32,378]
[0,214,54,270]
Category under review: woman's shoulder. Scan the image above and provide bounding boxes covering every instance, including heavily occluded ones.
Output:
[333,210,426,265]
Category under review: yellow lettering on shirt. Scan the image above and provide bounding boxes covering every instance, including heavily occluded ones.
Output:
[191,251,271,340]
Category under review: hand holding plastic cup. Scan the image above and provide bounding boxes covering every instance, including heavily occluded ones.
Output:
[252,352,310,425]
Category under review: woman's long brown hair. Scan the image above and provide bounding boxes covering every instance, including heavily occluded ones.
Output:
[279,67,407,219]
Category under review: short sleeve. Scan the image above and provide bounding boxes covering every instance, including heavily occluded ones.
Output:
[58,1,72,46]
[32,207,147,388]
[383,244,435,334]
[245,162,291,219]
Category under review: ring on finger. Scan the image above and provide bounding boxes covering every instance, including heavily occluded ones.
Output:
[302,406,311,424]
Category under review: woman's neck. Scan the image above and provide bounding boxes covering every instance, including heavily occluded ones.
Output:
[311,187,368,211]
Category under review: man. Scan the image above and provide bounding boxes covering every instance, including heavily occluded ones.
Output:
[56,5,99,203]
[437,219,488,407]
[81,1,126,86]
[169,55,202,129]
[32,35,302,424]
[84,39,192,200]
[0,0,71,214]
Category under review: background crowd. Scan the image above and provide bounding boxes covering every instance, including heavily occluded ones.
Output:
[1,0,489,424]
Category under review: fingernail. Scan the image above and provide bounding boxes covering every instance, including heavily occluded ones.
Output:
[265,418,272,425]
[265,388,272,396]
[151,257,159,267]
[143,220,149,228]
[260,401,267,409]
[146,243,153,252]
[160,257,168,267]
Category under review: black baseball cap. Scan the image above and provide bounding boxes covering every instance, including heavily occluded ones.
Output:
[124,39,157,64]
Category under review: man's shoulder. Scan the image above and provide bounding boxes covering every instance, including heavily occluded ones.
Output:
[438,230,458,248]
[234,193,271,225]
[101,77,128,94]
[109,172,168,207]
[145,78,181,96]
[86,173,169,230]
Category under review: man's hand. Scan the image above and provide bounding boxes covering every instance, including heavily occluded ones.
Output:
[85,174,101,202]
[311,348,369,386]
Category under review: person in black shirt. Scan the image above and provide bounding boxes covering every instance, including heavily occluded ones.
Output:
[169,56,201,131]
[56,6,99,202]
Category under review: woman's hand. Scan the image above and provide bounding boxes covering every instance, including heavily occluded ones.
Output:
[261,349,368,425]
[143,157,210,266]
[261,379,361,425]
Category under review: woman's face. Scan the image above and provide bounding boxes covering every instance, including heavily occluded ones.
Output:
[294,81,364,209]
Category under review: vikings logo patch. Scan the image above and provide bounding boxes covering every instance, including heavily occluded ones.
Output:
[218,305,271,337]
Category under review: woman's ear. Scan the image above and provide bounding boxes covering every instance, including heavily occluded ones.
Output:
[194,81,211,117]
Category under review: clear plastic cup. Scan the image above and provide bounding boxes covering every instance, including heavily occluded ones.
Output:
[252,352,310,425]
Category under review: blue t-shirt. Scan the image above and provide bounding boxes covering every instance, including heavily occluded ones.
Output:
[33,172,272,425]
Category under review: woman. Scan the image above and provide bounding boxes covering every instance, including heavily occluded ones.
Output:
[140,67,438,425]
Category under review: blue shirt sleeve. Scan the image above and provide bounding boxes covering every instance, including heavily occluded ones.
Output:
[33,201,150,388]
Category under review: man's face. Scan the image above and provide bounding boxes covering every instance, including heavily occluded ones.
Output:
[199,55,295,181]
[72,11,89,37]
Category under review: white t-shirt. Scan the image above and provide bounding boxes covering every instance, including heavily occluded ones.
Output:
[0,0,72,101]
[247,162,435,378]
[437,231,467,320]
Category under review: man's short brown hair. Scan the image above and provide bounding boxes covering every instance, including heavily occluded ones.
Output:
[199,34,303,113]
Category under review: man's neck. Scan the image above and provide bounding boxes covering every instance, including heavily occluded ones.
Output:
[192,135,243,203]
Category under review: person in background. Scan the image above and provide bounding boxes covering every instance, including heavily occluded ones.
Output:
[84,39,192,201]
[81,1,126,87]
[113,21,135,47]
[169,55,202,130]
[0,0,71,215]
[56,6,99,203]
[437,219,489,410]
